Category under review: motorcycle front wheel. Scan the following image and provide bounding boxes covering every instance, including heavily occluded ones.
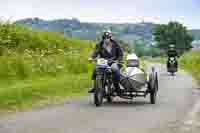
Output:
[94,75,104,107]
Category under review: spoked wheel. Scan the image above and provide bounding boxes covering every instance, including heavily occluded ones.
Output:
[94,75,104,107]
[150,91,156,104]
[149,71,158,104]
[104,79,113,103]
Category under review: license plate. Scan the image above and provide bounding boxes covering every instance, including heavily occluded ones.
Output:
[97,59,108,65]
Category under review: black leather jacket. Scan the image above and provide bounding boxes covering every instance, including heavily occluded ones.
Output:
[91,40,123,62]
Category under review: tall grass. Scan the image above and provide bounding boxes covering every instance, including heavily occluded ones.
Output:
[179,51,200,83]
[0,22,94,111]
[0,22,94,51]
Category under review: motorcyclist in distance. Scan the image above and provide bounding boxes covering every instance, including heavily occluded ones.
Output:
[167,44,178,70]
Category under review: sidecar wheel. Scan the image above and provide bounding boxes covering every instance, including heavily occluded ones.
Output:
[148,70,158,104]
[150,90,156,104]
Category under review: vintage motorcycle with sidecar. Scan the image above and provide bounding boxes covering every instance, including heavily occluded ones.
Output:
[89,54,159,107]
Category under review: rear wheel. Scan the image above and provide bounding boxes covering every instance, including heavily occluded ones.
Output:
[94,75,104,107]
[171,72,175,76]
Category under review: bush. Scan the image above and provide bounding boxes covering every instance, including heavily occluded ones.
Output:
[0,22,94,51]
[179,51,200,83]
[128,42,161,57]
[0,23,94,79]
[0,22,94,110]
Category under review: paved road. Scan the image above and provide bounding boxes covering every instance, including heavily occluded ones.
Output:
[0,64,200,133]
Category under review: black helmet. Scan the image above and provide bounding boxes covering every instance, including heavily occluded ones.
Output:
[169,44,175,50]
[102,30,112,39]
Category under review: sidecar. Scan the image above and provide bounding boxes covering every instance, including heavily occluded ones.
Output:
[118,54,159,104]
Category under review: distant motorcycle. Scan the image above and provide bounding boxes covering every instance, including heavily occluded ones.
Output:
[167,57,178,76]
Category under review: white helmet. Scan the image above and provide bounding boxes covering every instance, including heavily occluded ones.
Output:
[127,53,138,61]
[127,53,139,67]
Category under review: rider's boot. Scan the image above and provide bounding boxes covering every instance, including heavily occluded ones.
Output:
[88,88,95,93]
[88,80,96,93]
[114,83,122,95]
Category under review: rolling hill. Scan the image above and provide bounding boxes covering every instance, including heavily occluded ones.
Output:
[15,18,155,47]
[15,17,200,48]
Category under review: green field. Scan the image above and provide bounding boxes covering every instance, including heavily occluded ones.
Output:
[0,22,94,111]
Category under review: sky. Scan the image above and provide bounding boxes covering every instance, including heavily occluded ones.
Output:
[0,0,199,29]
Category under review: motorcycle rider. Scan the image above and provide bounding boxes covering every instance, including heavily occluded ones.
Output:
[88,30,123,93]
[167,44,178,69]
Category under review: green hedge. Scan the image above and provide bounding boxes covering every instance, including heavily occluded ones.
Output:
[179,51,200,83]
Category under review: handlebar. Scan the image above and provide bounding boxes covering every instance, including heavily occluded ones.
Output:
[88,58,124,65]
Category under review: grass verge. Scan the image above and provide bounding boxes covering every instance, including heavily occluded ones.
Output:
[0,73,92,112]
[179,51,200,84]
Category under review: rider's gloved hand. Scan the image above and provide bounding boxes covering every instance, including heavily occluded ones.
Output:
[88,57,94,63]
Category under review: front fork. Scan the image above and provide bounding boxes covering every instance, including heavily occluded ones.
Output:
[104,74,113,96]
[95,72,112,96]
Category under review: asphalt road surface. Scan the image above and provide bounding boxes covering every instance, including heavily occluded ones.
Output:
[0,64,200,133]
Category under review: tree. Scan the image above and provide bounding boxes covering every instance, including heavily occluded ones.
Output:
[153,21,193,55]
[117,40,128,52]
[128,40,145,57]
